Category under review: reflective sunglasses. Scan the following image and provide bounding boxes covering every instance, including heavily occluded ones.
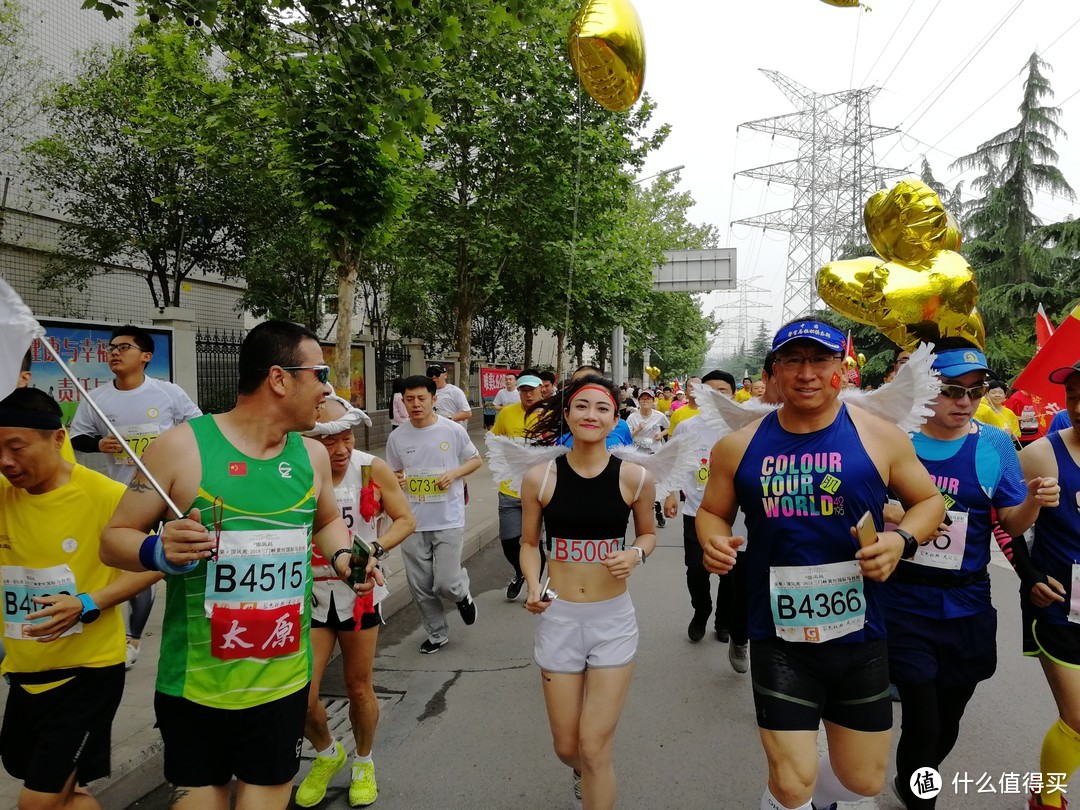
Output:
[278,365,331,384]
[939,383,988,400]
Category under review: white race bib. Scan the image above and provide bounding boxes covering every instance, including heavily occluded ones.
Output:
[1069,564,1080,625]
[2,564,81,639]
[909,510,968,571]
[204,528,308,617]
[769,561,865,643]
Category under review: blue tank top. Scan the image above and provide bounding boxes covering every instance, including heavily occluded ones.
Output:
[1030,432,1080,625]
[884,426,994,619]
[735,405,887,643]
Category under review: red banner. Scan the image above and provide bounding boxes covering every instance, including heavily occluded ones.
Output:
[1014,302,1080,432]
[480,367,521,404]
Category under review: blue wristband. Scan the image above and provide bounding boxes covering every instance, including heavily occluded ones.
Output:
[151,534,198,576]
[139,535,160,571]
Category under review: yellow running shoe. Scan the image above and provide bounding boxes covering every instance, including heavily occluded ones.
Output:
[349,760,378,807]
[295,742,346,807]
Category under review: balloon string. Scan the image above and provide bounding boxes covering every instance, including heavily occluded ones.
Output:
[560,82,584,440]
[848,3,862,89]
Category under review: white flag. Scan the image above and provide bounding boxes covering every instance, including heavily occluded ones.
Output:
[0,276,45,399]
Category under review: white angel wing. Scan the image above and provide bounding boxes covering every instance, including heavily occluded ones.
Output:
[693,382,777,433]
[610,434,695,498]
[484,433,568,493]
[840,342,940,434]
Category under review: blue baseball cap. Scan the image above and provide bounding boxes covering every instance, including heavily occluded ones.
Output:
[932,347,989,378]
[772,321,846,353]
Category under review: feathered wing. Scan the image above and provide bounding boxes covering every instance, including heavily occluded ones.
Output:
[840,342,940,434]
[694,382,777,433]
[610,434,694,499]
[484,433,568,493]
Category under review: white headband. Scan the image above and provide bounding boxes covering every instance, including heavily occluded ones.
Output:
[303,393,372,436]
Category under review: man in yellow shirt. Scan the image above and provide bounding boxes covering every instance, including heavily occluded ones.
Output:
[655,386,674,414]
[671,372,736,435]
[734,377,753,403]
[491,371,543,600]
[0,387,160,809]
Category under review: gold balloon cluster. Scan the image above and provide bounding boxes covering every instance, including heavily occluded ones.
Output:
[817,179,985,351]
[644,365,662,381]
[568,0,646,112]
[844,353,867,369]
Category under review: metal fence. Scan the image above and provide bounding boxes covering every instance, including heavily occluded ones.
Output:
[195,328,245,414]
[375,342,408,411]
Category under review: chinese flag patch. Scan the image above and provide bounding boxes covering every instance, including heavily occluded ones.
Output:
[228,461,247,476]
[210,603,301,660]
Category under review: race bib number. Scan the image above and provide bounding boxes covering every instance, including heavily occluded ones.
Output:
[406,469,448,503]
[204,528,308,619]
[769,561,865,643]
[909,510,968,571]
[2,564,81,639]
[548,536,626,563]
[113,423,160,465]
[1069,564,1080,625]
[210,602,301,660]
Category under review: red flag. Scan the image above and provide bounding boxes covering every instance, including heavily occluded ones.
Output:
[1014,302,1080,431]
[1036,303,1055,350]
[843,332,860,386]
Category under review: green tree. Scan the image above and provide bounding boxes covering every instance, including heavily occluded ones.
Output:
[0,0,42,166]
[24,24,263,308]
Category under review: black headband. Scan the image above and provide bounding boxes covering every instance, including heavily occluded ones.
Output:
[0,408,63,430]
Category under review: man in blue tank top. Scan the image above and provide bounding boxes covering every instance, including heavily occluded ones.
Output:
[696,319,944,810]
[884,341,1059,808]
[1019,359,1080,810]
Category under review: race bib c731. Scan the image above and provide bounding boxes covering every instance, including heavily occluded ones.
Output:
[406,469,448,503]
[769,561,865,643]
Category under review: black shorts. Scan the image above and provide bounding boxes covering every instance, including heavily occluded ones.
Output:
[155,686,308,787]
[1023,614,1080,668]
[750,636,892,732]
[311,593,381,632]
[0,664,124,793]
[887,609,997,688]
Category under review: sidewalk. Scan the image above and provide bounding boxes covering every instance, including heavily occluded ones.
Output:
[0,423,500,810]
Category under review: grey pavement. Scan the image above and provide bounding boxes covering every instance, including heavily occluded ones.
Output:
[1,440,1063,809]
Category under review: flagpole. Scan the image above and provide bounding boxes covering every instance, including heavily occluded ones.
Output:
[38,338,185,520]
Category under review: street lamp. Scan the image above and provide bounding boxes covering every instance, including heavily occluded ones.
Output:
[632,164,685,185]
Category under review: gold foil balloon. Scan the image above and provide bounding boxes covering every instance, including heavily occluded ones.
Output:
[818,252,986,351]
[857,353,867,367]
[820,0,861,6]
[568,0,646,112]
[864,179,956,265]
[943,212,963,252]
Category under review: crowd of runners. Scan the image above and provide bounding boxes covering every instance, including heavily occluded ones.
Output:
[2,317,1080,810]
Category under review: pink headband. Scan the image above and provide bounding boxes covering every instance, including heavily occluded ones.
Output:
[568,384,617,408]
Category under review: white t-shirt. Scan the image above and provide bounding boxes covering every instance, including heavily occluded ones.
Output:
[69,376,201,484]
[385,416,479,531]
[675,415,718,517]
[493,388,518,408]
[434,382,471,420]
[627,410,669,450]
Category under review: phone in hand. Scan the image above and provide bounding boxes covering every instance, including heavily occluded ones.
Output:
[539,576,558,603]
[856,510,878,548]
[349,535,373,587]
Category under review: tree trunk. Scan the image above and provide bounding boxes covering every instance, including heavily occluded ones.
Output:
[523,321,534,368]
[454,304,472,400]
[333,239,358,401]
[556,329,566,379]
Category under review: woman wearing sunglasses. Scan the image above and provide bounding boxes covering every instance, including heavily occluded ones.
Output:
[518,375,656,810]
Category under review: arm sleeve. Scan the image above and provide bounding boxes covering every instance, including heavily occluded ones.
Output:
[991,511,1045,590]
[70,433,103,453]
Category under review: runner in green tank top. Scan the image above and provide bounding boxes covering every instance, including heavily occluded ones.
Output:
[103,321,376,810]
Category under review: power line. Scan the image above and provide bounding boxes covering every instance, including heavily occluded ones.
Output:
[859,0,915,87]
[875,2,941,93]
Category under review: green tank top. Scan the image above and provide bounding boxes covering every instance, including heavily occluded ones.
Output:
[156,414,315,708]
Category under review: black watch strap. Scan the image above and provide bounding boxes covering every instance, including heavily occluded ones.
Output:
[331,548,351,571]
[371,541,387,560]
[896,529,919,560]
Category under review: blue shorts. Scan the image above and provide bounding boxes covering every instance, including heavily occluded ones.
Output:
[886,608,997,687]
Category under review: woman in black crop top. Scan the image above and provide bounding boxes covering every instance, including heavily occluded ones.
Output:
[518,375,656,810]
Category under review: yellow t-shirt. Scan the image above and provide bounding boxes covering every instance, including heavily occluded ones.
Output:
[0,464,127,677]
[735,389,752,403]
[974,400,1020,439]
[656,397,672,414]
[491,403,538,497]
[668,404,699,434]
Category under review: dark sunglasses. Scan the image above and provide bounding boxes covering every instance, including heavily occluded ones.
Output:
[939,383,988,400]
[276,365,331,384]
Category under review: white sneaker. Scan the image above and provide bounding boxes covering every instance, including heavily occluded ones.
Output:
[125,641,139,671]
[572,769,582,809]
[728,642,749,674]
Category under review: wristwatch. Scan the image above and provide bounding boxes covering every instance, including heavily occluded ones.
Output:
[331,548,352,575]
[631,546,646,566]
[895,529,919,560]
[371,540,387,560]
[76,592,101,624]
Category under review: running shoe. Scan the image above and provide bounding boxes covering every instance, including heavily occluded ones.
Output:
[349,760,378,807]
[505,576,525,601]
[456,593,477,625]
[295,741,346,807]
[419,638,448,654]
[687,614,708,643]
[715,626,730,643]
[572,769,582,809]
[728,642,749,673]
[1028,791,1069,809]
[125,641,139,671]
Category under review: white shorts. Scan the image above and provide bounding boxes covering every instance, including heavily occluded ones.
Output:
[534,591,638,674]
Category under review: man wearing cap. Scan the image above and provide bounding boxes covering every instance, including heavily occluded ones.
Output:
[491,370,545,600]
[1019,359,1080,810]
[0,387,161,810]
[696,319,944,810]
[882,340,1058,808]
[427,364,471,424]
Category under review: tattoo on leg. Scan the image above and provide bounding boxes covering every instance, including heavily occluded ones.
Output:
[168,786,191,805]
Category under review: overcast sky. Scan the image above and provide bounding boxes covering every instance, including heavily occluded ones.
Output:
[624,0,1080,350]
